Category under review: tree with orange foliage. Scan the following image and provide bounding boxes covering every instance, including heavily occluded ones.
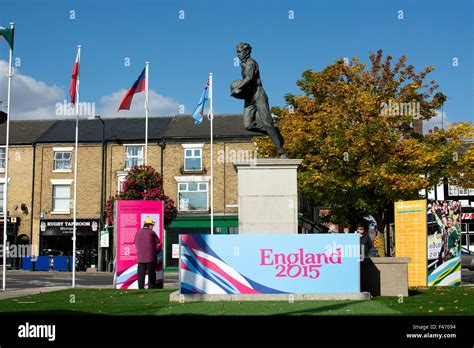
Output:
[256,50,473,252]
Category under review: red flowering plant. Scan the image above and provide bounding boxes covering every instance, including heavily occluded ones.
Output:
[105,165,178,228]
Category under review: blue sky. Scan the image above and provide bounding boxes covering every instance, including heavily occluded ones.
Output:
[0,0,472,127]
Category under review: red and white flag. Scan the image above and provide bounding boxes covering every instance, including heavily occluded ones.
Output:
[70,47,81,105]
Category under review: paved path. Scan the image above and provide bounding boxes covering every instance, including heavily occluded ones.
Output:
[0,269,179,299]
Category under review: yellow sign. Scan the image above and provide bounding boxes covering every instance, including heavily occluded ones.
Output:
[0,217,17,223]
[395,200,427,287]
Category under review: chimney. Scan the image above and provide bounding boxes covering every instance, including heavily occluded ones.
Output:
[413,119,423,135]
[434,126,439,133]
[428,129,433,134]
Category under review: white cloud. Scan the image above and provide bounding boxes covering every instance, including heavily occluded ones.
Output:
[423,111,448,134]
[0,60,66,120]
[99,89,182,117]
[0,60,182,120]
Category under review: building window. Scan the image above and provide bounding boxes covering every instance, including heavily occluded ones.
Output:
[184,148,202,171]
[228,227,238,234]
[178,182,208,211]
[469,188,474,196]
[54,151,72,171]
[0,147,5,172]
[125,146,143,169]
[52,185,70,213]
[459,187,469,196]
[182,144,204,172]
[448,185,459,196]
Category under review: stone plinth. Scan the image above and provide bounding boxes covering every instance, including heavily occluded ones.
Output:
[361,257,412,297]
[233,159,302,234]
[170,290,371,302]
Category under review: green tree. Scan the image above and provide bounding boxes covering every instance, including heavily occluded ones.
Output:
[106,165,177,228]
[256,50,474,249]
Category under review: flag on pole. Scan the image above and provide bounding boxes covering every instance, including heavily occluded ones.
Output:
[0,27,14,50]
[192,79,210,124]
[118,68,146,111]
[2,22,14,292]
[70,49,80,105]
[70,45,81,289]
[208,73,214,235]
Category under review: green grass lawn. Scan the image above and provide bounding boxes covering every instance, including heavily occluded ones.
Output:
[0,286,472,316]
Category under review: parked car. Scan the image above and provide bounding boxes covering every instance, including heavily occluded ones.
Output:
[461,247,474,270]
[41,249,64,256]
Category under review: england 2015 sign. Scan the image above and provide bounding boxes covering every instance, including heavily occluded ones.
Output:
[179,234,360,294]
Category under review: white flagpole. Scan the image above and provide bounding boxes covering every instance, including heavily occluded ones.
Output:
[145,62,149,165]
[209,73,214,235]
[72,45,81,288]
[2,22,14,292]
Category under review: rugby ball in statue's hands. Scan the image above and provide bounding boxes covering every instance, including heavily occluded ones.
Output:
[230,79,247,99]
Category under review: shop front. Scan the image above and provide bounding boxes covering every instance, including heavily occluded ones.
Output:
[461,208,474,252]
[0,216,20,269]
[39,219,99,271]
[165,214,238,270]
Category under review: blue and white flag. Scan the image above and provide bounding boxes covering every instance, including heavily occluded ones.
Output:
[192,79,210,124]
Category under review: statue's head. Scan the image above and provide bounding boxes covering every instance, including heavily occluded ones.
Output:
[236,43,252,61]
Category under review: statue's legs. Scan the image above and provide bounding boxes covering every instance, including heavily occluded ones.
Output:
[243,102,267,134]
[254,87,286,155]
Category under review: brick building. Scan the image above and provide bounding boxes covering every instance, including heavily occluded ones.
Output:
[0,120,56,247]
[0,114,259,271]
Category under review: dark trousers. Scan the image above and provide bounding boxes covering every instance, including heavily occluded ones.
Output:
[243,86,285,155]
[137,262,157,289]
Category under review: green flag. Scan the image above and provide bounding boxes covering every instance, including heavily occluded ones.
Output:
[0,27,14,50]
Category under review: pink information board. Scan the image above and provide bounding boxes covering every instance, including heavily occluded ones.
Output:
[114,200,164,289]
